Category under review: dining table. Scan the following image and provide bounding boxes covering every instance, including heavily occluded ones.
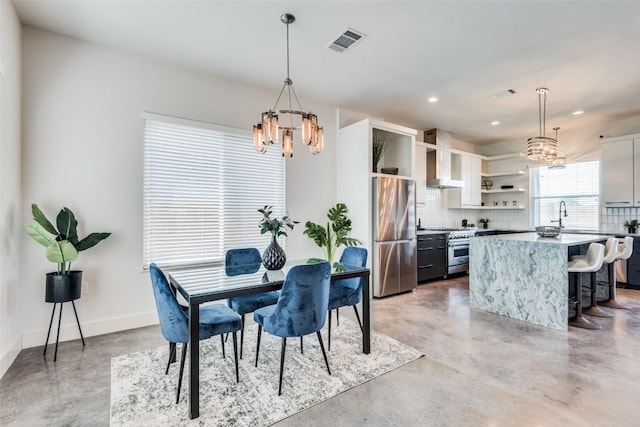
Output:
[167,258,371,419]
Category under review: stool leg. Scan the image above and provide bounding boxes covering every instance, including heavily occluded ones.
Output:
[583,272,614,318]
[599,261,631,310]
[569,272,600,330]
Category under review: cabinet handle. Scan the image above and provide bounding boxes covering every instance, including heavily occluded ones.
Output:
[418,264,434,269]
[605,201,631,204]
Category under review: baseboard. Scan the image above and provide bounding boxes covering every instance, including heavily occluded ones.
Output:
[22,310,158,349]
[0,335,22,379]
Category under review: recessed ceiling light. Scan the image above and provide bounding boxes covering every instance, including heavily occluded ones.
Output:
[572,110,584,115]
[427,97,438,103]
[491,121,500,126]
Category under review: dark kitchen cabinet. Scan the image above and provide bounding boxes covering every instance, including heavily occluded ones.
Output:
[417,233,447,282]
[624,239,640,287]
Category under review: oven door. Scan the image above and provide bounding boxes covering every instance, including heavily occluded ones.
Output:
[448,242,470,266]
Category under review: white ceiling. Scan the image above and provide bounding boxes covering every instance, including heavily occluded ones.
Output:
[11,0,640,144]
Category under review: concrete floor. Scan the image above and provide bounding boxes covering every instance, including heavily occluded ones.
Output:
[1,276,639,426]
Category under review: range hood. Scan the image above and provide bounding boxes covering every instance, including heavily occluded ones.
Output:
[425,129,464,189]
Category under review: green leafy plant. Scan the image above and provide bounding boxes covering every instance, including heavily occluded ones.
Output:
[479,218,490,225]
[624,219,638,232]
[372,129,387,172]
[258,205,298,237]
[25,204,111,275]
[303,203,362,263]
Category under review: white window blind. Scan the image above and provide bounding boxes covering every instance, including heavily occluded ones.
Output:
[143,114,286,269]
[531,161,600,230]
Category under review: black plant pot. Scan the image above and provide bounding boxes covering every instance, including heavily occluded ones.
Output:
[45,271,82,303]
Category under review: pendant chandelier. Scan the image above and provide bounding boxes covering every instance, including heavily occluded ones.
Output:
[253,13,323,158]
[527,88,557,162]
[547,127,566,169]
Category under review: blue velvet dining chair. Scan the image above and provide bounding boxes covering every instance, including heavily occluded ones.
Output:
[327,247,368,351]
[253,261,332,395]
[149,263,242,404]
[225,248,280,359]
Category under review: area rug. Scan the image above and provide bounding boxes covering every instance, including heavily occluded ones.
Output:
[110,318,422,426]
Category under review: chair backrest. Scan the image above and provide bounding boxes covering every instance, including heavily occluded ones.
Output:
[603,237,619,264]
[585,242,605,272]
[225,248,262,276]
[269,261,331,337]
[617,236,634,260]
[337,247,368,293]
[149,263,188,343]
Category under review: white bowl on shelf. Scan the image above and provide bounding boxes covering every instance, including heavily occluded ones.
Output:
[535,226,561,238]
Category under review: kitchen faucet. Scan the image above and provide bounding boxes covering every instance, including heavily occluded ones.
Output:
[551,200,567,228]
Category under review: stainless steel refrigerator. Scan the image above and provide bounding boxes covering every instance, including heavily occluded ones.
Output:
[372,176,417,297]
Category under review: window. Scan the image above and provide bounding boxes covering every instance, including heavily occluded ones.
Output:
[143,113,285,269]
[530,161,600,230]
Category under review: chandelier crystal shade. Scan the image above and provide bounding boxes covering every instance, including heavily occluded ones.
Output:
[527,88,557,162]
[547,127,566,169]
[253,14,323,158]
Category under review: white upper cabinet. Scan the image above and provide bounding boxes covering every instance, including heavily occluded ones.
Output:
[601,137,634,207]
[448,154,482,208]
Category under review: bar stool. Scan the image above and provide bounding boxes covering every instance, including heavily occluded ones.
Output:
[567,242,604,329]
[581,238,616,318]
[599,236,633,310]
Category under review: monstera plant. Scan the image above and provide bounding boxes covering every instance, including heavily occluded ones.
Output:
[25,204,111,303]
[303,203,362,263]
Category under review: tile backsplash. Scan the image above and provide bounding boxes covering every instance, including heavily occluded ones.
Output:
[600,207,640,233]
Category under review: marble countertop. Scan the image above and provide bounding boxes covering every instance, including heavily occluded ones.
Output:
[416,230,447,235]
[474,232,612,245]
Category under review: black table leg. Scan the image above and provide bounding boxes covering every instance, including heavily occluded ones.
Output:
[188,302,200,419]
[44,303,57,356]
[362,271,370,354]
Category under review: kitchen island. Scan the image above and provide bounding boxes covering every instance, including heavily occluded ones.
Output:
[469,232,611,331]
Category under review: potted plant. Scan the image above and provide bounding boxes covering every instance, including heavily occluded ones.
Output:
[258,205,299,270]
[479,218,490,229]
[624,219,638,234]
[303,203,362,263]
[372,129,387,173]
[25,204,111,303]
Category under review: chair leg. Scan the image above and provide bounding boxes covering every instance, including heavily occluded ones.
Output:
[255,324,262,368]
[165,343,176,375]
[176,342,188,404]
[232,331,239,383]
[336,307,340,326]
[583,271,614,318]
[328,309,332,352]
[600,261,632,310]
[353,305,363,332]
[300,336,303,354]
[569,272,600,330]
[278,337,287,396]
[316,331,331,376]
[240,314,245,359]
[220,334,226,359]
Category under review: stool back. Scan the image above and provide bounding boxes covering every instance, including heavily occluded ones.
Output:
[616,236,634,261]
[603,238,619,264]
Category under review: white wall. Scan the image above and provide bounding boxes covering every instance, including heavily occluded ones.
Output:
[19,27,337,350]
[0,0,23,379]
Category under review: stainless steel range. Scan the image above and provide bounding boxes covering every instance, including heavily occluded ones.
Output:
[447,229,476,275]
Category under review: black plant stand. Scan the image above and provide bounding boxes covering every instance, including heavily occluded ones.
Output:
[43,301,85,362]
[43,271,85,362]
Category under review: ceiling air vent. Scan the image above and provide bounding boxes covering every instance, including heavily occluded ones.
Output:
[326,28,366,53]
[489,89,516,100]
